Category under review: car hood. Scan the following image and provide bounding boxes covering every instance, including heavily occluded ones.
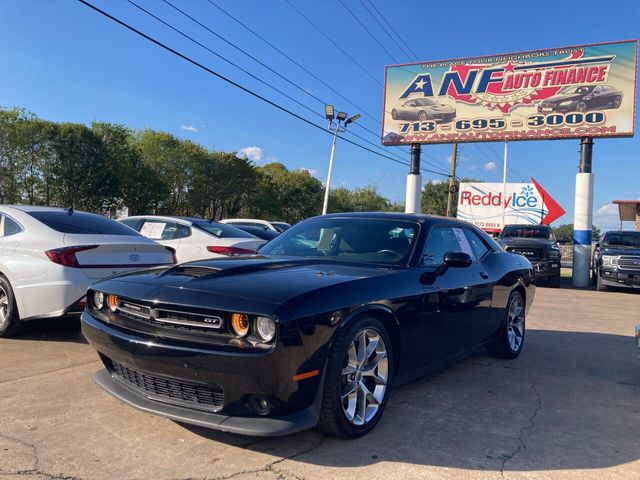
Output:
[91,255,395,315]
[498,237,555,248]
[600,246,640,256]
[545,93,582,104]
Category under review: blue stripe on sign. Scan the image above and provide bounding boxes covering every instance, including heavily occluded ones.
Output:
[574,229,592,246]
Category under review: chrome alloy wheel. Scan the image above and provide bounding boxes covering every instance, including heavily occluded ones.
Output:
[0,285,9,329]
[340,328,388,426]
[507,296,525,352]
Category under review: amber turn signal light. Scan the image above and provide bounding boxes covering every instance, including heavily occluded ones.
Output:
[106,294,118,312]
[230,313,249,338]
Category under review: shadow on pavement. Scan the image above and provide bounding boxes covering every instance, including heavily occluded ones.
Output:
[16,316,86,344]
[181,329,640,473]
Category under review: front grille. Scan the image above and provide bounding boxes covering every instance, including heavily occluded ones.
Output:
[618,256,640,271]
[506,247,545,261]
[108,359,224,412]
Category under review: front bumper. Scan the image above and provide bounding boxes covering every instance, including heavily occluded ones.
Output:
[537,104,572,113]
[599,268,640,289]
[531,260,560,279]
[81,311,326,436]
[93,369,323,436]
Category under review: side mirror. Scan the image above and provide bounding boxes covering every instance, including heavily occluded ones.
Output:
[595,242,600,249]
[421,251,472,284]
[443,251,473,268]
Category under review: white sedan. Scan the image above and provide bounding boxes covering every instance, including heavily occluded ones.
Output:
[118,216,267,263]
[0,205,176,337]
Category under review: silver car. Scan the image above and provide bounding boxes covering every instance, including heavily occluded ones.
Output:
[391,98,456,123]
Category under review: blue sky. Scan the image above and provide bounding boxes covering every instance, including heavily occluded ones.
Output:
[1,0,638,230]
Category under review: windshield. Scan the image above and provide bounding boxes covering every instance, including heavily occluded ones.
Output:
[500,226,555,240]
[559,86,594,95]
[412,98,436,107]
[259,217,420,266]
[193,221,256,239]
[603,232,640,247]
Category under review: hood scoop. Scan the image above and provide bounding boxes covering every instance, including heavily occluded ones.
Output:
[169,265,222,278]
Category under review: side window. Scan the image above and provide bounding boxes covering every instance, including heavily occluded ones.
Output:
[464,229,490,260]
[4,216,22,236]
[177,225,191,238]
[423,227,464,266]
[139,220,180,240]
[0,215,4,237]
[119,218,141,231]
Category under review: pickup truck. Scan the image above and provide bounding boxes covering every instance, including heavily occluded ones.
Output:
[592,230,640,292]
[498,224,561,288]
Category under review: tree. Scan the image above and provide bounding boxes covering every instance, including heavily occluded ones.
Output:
[421,178,480,216]
[328,185,390,213]
[553,224,601,242]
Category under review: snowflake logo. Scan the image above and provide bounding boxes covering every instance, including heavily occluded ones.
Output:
[520,185,534,198]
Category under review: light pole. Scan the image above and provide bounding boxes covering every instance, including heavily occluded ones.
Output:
[322,105,360,215]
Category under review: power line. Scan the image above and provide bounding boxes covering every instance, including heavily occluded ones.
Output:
[337,0,399,63]
[363,0,420,61]
[358,0,414,63]
[204,0,382,128]
[76,0,450,178]
[284,0,383,88]
[163,0,449,174]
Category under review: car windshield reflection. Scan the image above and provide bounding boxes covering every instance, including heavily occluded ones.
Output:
[259,218,419,266]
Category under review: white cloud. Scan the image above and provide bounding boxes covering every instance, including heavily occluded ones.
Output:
[483,161,498,172]
[428,178,446,185]
[180,124,198,133]
[238,146,263,162]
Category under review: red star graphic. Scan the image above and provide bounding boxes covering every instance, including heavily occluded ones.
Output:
[504,61,515,73]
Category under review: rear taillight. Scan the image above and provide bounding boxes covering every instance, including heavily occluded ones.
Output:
[45,245,99,268]
[165,246,178,264]
[207,246,255,256]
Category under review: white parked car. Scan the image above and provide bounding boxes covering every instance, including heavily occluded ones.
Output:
[0,205,176,337]
[118,216,267,263]
[221,218,291,233]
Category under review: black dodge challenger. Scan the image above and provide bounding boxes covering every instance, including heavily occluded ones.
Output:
[82,213,535,438]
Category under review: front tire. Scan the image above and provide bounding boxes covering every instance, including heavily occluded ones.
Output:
[488,291,525,359]
[0,276,23,338]
[417,110,427,121]
[391,109,398,120]
[613,96,622,108]
[549,274,561,288]
[576,102,587,112]
[316,317,393,438]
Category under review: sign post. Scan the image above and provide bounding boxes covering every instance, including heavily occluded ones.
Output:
[573,138,594,287]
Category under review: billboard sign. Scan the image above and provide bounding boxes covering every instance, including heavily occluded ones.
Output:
[456,178,565,233]
[382,40,637,145]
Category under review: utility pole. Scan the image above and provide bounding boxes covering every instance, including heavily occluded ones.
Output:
[501,141,508,228]
[446,143,458,217]
[572,137,594,287]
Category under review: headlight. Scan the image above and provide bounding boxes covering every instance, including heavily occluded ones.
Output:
[230,313,250,338]
[602,255,619,266]
[92,291,104,310]
[254,316,276,342]
[559,100,574,106]
[548,244,560,258]
[106,294,118,312]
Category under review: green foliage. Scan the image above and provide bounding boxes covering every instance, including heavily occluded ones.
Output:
[553,223,601,242]
[0,106,418,221]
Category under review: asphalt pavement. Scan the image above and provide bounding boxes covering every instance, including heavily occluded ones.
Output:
[1,284,639,480]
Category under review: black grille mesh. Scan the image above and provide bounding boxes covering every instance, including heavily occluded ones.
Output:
[108,359,224,412]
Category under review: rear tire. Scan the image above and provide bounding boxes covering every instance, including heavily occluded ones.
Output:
[316,317,394,438]
[488,291,525,360]
[0,275,23,338]
[596,272,609,292]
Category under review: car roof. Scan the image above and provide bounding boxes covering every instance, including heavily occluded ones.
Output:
[1,204,83,213]
[121,215,213,225]
[319,211,471,226]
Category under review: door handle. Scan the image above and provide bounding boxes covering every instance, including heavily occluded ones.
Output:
[479,272,489,279]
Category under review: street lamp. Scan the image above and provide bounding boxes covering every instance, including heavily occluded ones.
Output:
[322,104,359,215]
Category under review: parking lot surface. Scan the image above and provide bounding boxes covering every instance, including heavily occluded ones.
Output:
[1,285,639,480]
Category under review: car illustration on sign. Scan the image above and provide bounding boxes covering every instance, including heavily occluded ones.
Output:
[82,213,535,438]
[537,85,623,113]
[391,98,456,123]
